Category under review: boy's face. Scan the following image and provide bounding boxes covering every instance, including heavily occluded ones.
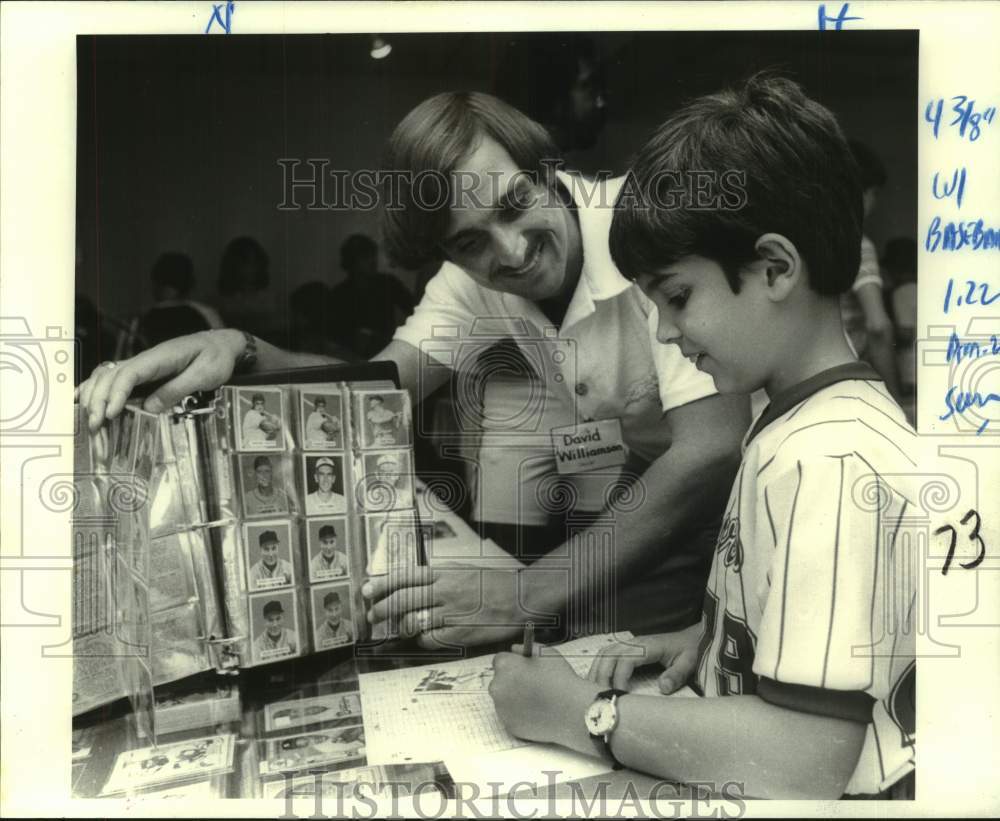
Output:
[441,136,580,303]
[320,534,337,558]
[324,602,342,623]
[637,255,771,395]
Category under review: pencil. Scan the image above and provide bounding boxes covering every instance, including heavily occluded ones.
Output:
[522,622,534,658]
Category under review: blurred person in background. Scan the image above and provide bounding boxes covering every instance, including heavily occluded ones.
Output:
[841,140,902,400]
[217,236,275,339]
[882,237,918,423]
[328,233,414,358]
[121,251,223,357]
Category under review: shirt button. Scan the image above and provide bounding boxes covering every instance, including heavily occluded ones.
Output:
[575,382,588,396]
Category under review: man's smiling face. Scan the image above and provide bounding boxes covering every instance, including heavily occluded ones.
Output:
[440,135,581,302]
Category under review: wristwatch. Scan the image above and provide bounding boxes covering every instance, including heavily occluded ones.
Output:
[584,688,627,770]
[234,330,258,374]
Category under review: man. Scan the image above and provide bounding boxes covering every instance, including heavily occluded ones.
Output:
[78,91,748,647]
[305,457,347,515]
[253,599,298,659]
[309,524,349,579]
[247,530,294,588]
[315,590,354,648]
[305,396,341,448]
[243,455,290,517]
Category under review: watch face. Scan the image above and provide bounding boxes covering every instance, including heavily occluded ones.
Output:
[584,698,617,736]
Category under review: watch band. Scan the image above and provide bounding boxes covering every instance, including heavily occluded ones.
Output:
[234,330,258,374]
[591,688,627,770]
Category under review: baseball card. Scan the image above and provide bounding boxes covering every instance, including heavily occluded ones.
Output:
[248,590,301,664]
[357,449,414,512]
[302,453,348,516]
[261,725,366,775]
[233,387,286,451]
[310,582,356,650]
[237,453,294,519]
[305,517,351,582]
[100,734,235,795]
[264,691,363,733]
[299,388,345,450]
[243,520,295,591]
[364,511,421,576]
[354,389,412,449]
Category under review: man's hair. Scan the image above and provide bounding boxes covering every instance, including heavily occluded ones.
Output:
[259,530,279,546]
[253,455,272,469]
[262,600,283,617]
[380,91,560,270]
[323,591,342,608]
[318,525,337,540]
[609,73,862,296]
[848,139,888,190]
[251,393,265,405]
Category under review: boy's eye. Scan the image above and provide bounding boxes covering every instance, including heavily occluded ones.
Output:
[665,287,691,309]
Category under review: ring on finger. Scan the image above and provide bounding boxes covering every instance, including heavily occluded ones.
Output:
[413,608,433,633]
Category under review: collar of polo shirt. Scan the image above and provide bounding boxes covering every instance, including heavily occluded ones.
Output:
[502,172,631,333]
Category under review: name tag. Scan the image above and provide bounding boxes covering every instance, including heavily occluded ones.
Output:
[550,419,627,475]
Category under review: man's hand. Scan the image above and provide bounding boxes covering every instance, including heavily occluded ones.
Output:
[587,623,702,693]
[490,645,600,746]
[76,329,247,431]
[361,563,547,649]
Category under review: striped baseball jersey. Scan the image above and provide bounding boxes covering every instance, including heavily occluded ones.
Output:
[691,362,917,795]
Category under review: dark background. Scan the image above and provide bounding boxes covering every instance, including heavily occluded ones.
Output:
[76,30,918,349]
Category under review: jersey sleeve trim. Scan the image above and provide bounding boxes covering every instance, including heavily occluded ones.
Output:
[757,676,875,724]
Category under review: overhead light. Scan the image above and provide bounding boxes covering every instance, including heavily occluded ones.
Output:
[370,36,392,60]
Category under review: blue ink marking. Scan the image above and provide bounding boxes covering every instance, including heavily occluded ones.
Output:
[818,3,862,30]
[926,96,997,141]
[932,168,967,209]
[943,279,1000,315]
[926,217,1000,252]
[205,1,235,34]
[940,387,1000,434]
[925,99,943,138]
[945,332,1000,365]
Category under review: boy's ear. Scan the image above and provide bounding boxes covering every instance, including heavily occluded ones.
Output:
[753,233,802,301]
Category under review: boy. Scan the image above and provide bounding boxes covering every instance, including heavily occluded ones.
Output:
[489,75,916,799]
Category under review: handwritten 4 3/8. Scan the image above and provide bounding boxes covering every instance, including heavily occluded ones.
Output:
[925,96,996,141]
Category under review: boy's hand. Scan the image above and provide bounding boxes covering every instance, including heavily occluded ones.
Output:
[490,645,600,746]
[587,624,702,693]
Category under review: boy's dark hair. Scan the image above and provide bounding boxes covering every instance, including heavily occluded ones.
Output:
[609,73,862,296]
[380,91,560,270]
[848,139,888,190]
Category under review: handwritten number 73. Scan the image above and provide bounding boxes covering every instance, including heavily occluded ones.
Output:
[935,509,986,575]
